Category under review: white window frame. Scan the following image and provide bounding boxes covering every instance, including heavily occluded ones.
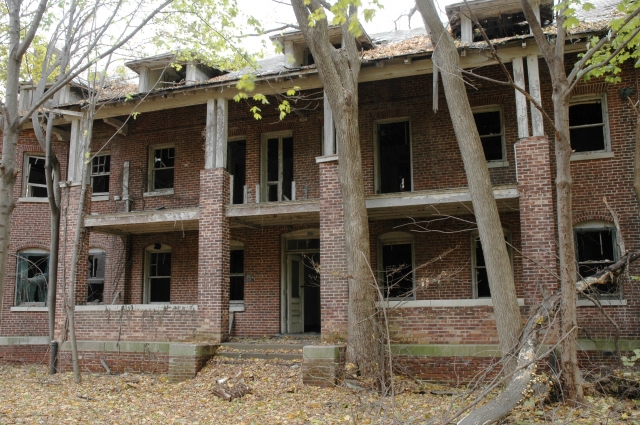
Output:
[471,229,513,299]
[373,117,413,194]
[88,248,106,303]
[143,244,172,304]
[569,94,611,158]
[147,144,175,194]
[22,154,48,198]
[574,221,621,299]
[472,105,507,167]
[15,248,49,307]
[260,131,293,202]
[230,241,245,305]
[90,153,111,198]
[377,231,415,300]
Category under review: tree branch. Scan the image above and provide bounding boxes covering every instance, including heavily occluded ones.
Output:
[16,0,49,58]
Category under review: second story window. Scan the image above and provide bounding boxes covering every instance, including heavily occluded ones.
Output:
[228,140,247,204]
[261,133,293,202]
[375,119,412,194]
[473,106,505,163]
[569,95,610,154]
[91,154,110,196]
[149,145,175,192]
[24,155,47,198]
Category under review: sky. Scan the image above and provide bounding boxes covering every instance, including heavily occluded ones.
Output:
[234,0,451,54]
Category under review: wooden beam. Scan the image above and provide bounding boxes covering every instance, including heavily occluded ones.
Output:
[461,14,473,44]
[527,54,544,136]
[512,57,529,139]
[51,126,70,142]
[103,117,129,136]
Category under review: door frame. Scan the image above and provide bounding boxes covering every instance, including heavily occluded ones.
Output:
[280,229,320,334]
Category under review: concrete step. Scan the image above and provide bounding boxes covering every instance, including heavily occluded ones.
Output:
[215,351,302,360]
[219,342,306,351]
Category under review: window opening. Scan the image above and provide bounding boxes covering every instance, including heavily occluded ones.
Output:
[263,135,293,202]
[87,249,106,303]
[381,243,413,298]
[230,249,244,301]
[146,247,171,303]
[286,238,320,251]
[569,98,607,153]
[377,120,411,194]
[25,156,47,197]
[472,232,512,298]
[150,146,175,190]
[16,251,49,306]
[91,154,110,195]
[575,227,619,296]
[227,140,246,204]
[473,109,504,162]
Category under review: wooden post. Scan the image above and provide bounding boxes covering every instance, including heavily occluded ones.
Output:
[461,14,473,44]
[527,55,544,136]
[215,99,228,169]
[512,57,529,139]
[205,99,217,170]
[323,94,335,156]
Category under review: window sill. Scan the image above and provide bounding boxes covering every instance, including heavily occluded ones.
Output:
[18,197,49,203]
[92,194,110,202]
[577,299,626,307]
[75,304,197,312]
[487,160,509,169]
[143,188,174,198]
[11,306,48,312]
[570,151,614,161]
[315,154,339,164]
[230,303,245,312]
[377,298,525,308]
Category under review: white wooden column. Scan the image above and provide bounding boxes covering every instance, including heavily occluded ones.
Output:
[215,98,228,169]
[205,99,217,170]
[461,14,473,44]
[67,118,84,183]
[512,57,529,139]
[138,66,150,92]
[527,55,544,136]
[530,0,541,32]
[323,93,335,156]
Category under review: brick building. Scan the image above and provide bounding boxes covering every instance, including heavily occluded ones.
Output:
[1,0,639,381]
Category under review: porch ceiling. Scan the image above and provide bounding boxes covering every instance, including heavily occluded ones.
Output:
[366,185,519,221]
[84,207,200,235]
[226,200,320,228]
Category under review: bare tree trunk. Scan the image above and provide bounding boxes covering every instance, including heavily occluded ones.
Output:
[416,0,522,374]
[290,0,378,375]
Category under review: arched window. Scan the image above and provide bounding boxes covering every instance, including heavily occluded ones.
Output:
[230,241,245,302]
[16,249,49,306]
[144,244,171,304]
[88,248,106,303]
[378,232,414,299]
[471,230,512,299]
[574,221,619,297]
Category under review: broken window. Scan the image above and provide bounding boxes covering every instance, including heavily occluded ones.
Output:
[472,231,512,298]
[569,96,609,153]
[24,155,47,198]
[87,249,106,303]
[262,133,293,202]
[149,145,175,191]
[145,244,171,303]
[379,232,414,299]
[15,250,49,306]
[376,120,411,194]
[91,154,111,196]
[227,140,246,204]
[575,224,619,297]
[230,248,244,302]
[473,107,505,162]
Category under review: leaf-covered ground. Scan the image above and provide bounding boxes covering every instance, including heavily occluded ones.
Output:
[0,360,638,424]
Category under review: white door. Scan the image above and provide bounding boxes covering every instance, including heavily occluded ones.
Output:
[287,254,304,333]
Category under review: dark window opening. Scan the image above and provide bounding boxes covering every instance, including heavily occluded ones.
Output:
[382,243,413,298]
[151,147,175,190]
[378,121,411,194]
[474,234,511,298]
[450,5,552,42]
[149,252,171,303]
[576,228,619,296]
[16,253,49,305]
[474,110,504,161]
[287,238,320,251]
[88,251,106,303]
[91,155,110,194]
[26,156,48,198]
[303,253,321,333]
[265,136,294,202]
[228,141,246,204]
[569,101,606,153]
[230,250,244,301]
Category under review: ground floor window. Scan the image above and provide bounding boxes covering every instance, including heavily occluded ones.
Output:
[471,230,512,298]
[88,249,106,303]
[145,244,171,303]
[378,232,414,299]
[230,242,245,302]
[16,249,49,306]
[575,222,619,297]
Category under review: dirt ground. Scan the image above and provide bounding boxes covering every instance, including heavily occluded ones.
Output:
[0,360,638,424]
